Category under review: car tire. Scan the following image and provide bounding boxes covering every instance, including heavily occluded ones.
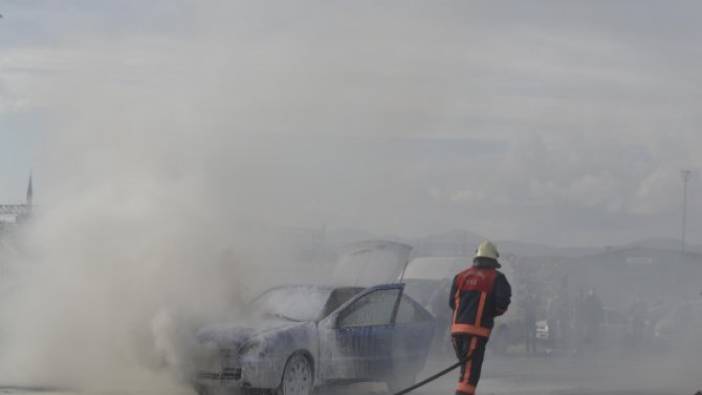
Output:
[277,353,313,395]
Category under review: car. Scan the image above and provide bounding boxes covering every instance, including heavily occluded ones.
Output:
[192,283,435,395]
[599,308,629,346]
[535,320,549,341]
[653,299,702,353]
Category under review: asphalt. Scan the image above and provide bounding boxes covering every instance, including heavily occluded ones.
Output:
[326,352,701,395]
[0,353,699,395]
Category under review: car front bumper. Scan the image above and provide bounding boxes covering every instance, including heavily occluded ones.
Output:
[195,355,284,390]
[197,367,242,381]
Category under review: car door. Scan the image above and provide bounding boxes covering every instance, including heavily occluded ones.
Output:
[391,294,436,378]
[319,284,402,383]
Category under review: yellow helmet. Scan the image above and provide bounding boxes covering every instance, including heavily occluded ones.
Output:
[474,240,499,260]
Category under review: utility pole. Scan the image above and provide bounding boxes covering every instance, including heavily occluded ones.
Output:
[681,169,692,254]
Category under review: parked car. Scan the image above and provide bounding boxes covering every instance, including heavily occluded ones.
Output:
[599,308,629,346]
[653,299,702,353]
[192,283,435,395]
[535,320,549,341]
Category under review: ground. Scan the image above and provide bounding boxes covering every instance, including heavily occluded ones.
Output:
[1,353,698,395]
[329,352,699,395]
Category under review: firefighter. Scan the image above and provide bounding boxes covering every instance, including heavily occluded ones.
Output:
[449,241,512,395]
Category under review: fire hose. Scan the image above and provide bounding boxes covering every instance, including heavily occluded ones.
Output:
[392,350,474,395]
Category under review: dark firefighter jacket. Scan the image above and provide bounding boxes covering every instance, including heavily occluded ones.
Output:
[449,260,512,338]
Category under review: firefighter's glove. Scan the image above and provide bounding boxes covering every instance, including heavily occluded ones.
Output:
[452,335,469,363]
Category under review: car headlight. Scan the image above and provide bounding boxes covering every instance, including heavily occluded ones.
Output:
[239,339,263,356]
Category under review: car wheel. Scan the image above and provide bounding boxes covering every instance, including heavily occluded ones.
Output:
[278,353,313,395]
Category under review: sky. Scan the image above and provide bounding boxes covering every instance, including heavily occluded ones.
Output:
[1,1,702,246]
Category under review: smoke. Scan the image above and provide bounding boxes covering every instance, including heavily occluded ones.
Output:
[0,2,346,390]
[0,160,255,390]
[2,2,702,394]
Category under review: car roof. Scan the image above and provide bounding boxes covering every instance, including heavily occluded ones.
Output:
[264,284,363,291]
[253,284,365,299]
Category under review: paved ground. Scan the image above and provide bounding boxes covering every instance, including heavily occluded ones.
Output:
[325,353,700,395]
[412,353,700,395]
[1,353,699,395]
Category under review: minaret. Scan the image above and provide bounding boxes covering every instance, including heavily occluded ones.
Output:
[26,173,33,207]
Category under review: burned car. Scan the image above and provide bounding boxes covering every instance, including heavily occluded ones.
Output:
[193,283,435,395]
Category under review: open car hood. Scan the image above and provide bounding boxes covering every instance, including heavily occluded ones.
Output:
[332,240,412,287]
[401,257,469,281]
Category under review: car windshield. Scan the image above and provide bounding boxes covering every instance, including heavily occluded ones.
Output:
[249,286,332,322]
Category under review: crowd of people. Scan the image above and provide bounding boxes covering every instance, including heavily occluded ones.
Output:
[515,279,661,356]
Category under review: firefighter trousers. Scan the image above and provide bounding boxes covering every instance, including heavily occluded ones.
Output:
[452,334,487,395]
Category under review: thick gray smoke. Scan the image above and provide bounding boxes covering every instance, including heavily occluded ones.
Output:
[0,3,346,390]
[2,2,702,395]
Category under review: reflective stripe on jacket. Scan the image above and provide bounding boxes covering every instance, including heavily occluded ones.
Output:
[449,265,511,338]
